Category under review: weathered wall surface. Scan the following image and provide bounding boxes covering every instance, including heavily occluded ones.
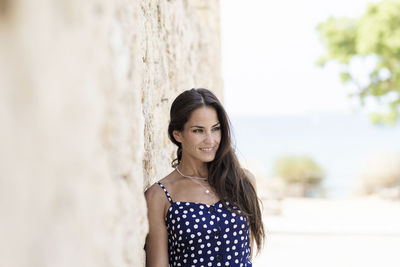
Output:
[0,0,222,267]
[140,0,223,183]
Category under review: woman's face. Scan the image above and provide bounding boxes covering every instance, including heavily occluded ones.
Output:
[174,106,221,164]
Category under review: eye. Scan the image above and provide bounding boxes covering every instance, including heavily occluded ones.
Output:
[193,129,203,133]
[212,126,221,131]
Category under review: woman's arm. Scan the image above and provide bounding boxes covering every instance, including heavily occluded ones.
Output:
[144,184,170,267]
[243,168,257,261]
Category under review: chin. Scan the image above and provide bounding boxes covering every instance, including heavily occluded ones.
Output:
[202,155,216,163]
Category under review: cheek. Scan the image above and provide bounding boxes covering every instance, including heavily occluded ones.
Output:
[187,134,202,146]
[215,132,222,142]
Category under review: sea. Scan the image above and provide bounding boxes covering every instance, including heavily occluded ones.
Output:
[229,111,400,198]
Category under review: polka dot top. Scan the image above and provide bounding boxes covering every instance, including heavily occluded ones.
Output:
[156,181,252,267]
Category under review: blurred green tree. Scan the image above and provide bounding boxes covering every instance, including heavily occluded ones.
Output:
[273,155,325,197]
[317,0,400,126]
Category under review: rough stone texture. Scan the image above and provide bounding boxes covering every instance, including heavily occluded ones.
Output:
[0,1,221,267]
[140,0,223,183]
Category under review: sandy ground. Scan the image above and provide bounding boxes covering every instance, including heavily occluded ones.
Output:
[252,197,400,267]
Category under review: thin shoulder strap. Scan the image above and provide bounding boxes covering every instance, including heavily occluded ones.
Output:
[156,181,174,204]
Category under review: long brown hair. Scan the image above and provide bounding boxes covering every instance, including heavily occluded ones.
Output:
[168,88,265,255]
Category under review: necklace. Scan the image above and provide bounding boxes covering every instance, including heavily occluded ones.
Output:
[175,166,213,195]
[175,166,208,180]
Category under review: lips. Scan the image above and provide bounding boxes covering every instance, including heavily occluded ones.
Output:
[200,147,215,152]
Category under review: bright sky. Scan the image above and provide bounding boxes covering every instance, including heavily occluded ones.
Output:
[220,0,379,116]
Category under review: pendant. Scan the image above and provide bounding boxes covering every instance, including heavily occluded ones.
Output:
[205,190,210,194]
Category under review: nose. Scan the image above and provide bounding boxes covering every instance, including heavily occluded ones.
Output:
[204,131,214,144]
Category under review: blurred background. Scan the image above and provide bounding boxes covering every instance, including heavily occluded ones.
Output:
[221,0,400,266]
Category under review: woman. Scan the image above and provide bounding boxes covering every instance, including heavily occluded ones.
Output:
[144,88,265,267]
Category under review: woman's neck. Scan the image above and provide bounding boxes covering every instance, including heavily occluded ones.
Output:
[177,159,208,178]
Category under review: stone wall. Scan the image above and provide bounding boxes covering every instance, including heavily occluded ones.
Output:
[0,0,222,266]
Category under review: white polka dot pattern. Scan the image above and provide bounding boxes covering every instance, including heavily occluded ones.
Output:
[157,181,252,267]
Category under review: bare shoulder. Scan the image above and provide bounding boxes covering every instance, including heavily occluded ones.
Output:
[144,182,165,209]
[144,171,176,208]
[242,168,257,191]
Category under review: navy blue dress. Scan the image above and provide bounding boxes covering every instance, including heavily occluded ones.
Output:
[156,181,252,267]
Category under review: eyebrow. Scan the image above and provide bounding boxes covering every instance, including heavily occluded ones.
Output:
[190,122,220,129]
